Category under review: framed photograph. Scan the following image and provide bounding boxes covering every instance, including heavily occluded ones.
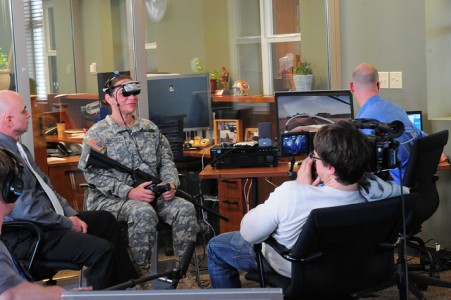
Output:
[245,128,259,141]
[213,119,243,145]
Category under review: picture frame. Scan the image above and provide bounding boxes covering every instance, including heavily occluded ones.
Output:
[245,127,259,141]
[213,119,243,145]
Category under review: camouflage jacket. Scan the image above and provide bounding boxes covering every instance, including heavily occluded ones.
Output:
[78,115,179,210]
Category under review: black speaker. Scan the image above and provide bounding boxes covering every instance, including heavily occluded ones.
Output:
[0,149,24,204]
[258,122,272,147]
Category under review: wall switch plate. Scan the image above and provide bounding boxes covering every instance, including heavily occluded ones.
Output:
[390,71,402,89]
[379,72,389,88]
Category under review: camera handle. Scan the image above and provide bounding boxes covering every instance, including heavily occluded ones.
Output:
[287,156,297,180]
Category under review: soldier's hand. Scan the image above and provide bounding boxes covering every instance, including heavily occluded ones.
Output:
[128,181,155,203]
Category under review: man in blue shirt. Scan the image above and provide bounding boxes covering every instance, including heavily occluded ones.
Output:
[350,62,447,184]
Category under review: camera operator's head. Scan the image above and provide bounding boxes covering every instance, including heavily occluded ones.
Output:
[314,121,372,185]
[0,148,23,216]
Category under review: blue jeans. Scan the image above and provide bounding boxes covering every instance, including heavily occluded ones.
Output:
[207,231,273,288]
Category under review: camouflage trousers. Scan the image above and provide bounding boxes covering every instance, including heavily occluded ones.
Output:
[99,196,197,268]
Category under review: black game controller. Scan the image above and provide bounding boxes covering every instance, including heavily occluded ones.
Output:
[146,183,171,198]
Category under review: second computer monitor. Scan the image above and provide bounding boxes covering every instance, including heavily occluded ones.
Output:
[275,90,354,156]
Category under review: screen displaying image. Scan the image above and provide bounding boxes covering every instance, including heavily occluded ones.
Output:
[281,132,309,156]
[275,90,354,156]
[406,110,423,131]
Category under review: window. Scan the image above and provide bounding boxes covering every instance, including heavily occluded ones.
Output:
[43,0,58,93]
[233,0,301,95]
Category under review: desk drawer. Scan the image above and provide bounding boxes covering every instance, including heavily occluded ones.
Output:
[218,179,245,233]
[219,197,245,233]
[218,179,242,199]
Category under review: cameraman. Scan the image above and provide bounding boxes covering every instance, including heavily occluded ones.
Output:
[350,62,448,184]
[207,121,408,288]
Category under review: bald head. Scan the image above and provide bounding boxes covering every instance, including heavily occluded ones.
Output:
[0,90,21,115]
[350,63,381,106]
[0,90,30,139]
[352,63,379,88]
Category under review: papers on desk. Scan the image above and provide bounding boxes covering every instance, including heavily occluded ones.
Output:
[47,157,67,162]
[65,129,84,134]
[68,133,85,139]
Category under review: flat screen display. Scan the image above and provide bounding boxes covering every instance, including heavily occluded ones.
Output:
[275,90,354,156]
[147,74,212,131]
[281,131,310,156]
[406,110,423,131]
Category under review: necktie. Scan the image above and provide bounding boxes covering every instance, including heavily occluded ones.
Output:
[16,142,65,215]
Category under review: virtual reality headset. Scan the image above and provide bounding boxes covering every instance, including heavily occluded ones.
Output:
[103,81,141,96]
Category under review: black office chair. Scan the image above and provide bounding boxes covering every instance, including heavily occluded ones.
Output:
[1,221,84,286]
[245,194,417,299]
[400,130,451,290]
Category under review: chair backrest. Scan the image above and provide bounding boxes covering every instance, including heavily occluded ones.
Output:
[150,114,185,162]
[285,193,417,299]
[402,130,449,233]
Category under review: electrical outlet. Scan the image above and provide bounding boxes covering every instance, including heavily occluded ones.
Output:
[378,72,389,89]
[390,72,402,89]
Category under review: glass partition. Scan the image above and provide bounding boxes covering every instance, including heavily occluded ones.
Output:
[0,0,15,91]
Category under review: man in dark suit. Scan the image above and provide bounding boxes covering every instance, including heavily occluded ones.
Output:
[0,90,137,290]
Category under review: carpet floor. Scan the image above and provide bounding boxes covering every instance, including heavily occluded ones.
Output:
[52,246,451,299]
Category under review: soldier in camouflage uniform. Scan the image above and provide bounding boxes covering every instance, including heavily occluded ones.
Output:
[78,74,198,278]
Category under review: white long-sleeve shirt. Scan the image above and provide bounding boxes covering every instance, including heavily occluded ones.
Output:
[240,174,408,277]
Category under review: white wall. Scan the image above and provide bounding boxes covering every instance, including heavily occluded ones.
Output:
[341,0,451,247]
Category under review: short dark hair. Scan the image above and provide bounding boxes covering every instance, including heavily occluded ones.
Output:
[314,121,372,185]
[0,149,18,202]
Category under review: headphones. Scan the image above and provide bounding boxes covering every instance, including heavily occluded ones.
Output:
[103,71,121,96]
[0,149,24,204]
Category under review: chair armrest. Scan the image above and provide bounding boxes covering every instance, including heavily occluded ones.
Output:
[2,221,43,270]
[263,236,323,264]
[264,237,290,255]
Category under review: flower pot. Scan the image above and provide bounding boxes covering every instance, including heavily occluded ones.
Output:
[210,79,217,93]
[0,69,11,90]
[293,74,313,91]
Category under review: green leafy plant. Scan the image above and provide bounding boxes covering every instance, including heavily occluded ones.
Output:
[209,70,219,80]
[0,47,8,70]
[294,61,312,75]
[191,57,218,80]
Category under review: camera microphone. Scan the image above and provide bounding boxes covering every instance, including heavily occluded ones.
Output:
[377,120,404,138]
[353,119,404,138]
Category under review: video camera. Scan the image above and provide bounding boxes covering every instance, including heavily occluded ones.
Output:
[352,118,405,173]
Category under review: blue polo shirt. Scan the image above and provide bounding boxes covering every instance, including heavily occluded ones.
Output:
[356,94,424,184]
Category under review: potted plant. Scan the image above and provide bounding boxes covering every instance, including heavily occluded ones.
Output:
[209,70,219,92]
[191,57,218,92]
[0,47,11,90]
[293,61,313,91]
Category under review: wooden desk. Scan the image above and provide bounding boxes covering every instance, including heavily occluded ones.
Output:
[46,155,86,212]
[199,164,294,181]
[46,133,84,144]
[199,162,294,233]
[183,147,212,158]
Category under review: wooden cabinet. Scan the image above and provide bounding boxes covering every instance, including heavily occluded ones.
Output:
[216,176,288,233]
[218,179,247,233]
[47,156,86,212]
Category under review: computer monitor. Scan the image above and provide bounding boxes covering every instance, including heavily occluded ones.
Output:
[147,74,212,131]
[275,90,354,156]
[406,110,423,131]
